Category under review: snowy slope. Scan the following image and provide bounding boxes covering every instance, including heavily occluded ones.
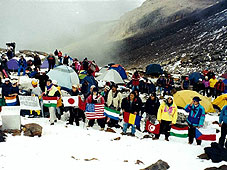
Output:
[0,112,224,170]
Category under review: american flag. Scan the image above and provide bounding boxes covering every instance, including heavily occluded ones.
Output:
[85,103,105,120]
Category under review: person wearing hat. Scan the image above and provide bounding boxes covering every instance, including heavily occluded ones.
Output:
[202,76,210,96]
[106,84,122,128]
[86,87,105,130]
[153,96,178,141]
[219,105,227,148]
[17,55,27,76]
[52,80,63,120]
[43,79,60,125]
[2,78,12,97]
[185,96,205,145]
[145,92,160,124]
[181,76,190,90]
[31,79,43,117]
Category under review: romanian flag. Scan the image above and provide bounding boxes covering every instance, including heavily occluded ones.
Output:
[195,128,216,141]
[4,96,17,106]
[123,112,141,126]
[170,125,188,138]
[43,96,58,107]
[104,107,120,120]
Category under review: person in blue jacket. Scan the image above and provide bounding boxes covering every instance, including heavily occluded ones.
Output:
[219,105,227,148]
[2,78,12,97]
[18,56,27,76]
[184,96,205,145]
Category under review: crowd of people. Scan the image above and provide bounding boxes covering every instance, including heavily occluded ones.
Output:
[0,49,226,149]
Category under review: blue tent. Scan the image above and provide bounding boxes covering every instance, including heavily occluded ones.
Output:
[109,64,127,79]
[41,59,49,69]
[81,75,97,90]
[223,79,227,93]
[146,64,163,75]
[189,72,204,84]
[7,58,18,70]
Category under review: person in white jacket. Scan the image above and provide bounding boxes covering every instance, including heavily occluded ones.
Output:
[106,84,122,128]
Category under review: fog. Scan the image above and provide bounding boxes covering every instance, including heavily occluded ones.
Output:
[0,0,145,64]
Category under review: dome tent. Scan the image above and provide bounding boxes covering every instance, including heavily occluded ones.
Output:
[47,65,79,89]
[146,64,163,75]
[96,69,124,84]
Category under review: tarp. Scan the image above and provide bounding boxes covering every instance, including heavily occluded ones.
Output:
[47,65,79,89]
[146,64,163,75]
[189,72,203,84]
[173,90,215,113]
[41,59,49,69]
[109,64,127,79]
[7,58,18,70]
[212,94,227,110]
[96,69,124,84]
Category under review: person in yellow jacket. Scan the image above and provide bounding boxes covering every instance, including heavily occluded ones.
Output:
[209,75,218,98]
[153,96,178,141]
[52,80,63,120]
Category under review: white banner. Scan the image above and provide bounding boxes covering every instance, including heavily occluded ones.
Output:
[62,96,79,107]
[19,95,41,110]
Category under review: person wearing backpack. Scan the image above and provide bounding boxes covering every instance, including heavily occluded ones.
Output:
[47,54,56,71]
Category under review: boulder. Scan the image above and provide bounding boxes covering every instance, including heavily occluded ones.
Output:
[22,123,42,137]
[105,128,116,133]
[141,160,170,170]
[205,165,227,170]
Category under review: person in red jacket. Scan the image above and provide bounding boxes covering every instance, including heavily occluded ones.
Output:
[215,79,225,98]
[132,71,140,91]
[86,87,105,130]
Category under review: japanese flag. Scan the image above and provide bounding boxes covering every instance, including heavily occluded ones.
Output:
[62,96,79,107]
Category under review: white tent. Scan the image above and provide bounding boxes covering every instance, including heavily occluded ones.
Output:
[47,65,79,89]
[96,69,124,84]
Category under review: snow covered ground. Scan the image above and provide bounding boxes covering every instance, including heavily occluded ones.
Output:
[0,111,225,170]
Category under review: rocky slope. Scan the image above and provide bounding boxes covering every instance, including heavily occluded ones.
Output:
[113,0,227,75]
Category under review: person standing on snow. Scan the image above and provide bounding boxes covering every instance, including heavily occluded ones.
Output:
[18,56,27,76]
[153,96,178,141]
[132,71,140,91]
[184,96,205,145]
[47,54,56,71]
[219,105,227,148]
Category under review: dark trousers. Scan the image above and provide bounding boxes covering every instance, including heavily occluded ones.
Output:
[188,125,201,145]
[219,123,227,148]
[88,118,105,128]
[107,118,120,128]
[203,87,209,96]
[215,90,223,98]
[48,62,55,71]
[69,108,80,126]
[210,87,215,98]
[155,120,171,139]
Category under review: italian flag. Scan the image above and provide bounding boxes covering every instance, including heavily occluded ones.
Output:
[104,107,120,120]
[170,125,188,138]
[43,96,58,107]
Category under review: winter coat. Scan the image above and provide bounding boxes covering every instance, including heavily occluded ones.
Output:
[44,85,60,97]
[182,80,190,89]
[219,105,227,124]
[55,85,62,107]
[34,56,41,66]
[132,74,140,86]
[107,90,122,110]
[157,101,178,124]
[215,81,225,92]
[164,78,174,88]
[203,80,210,88]
[157,78,166,87]
[63,56,69,65]
[121,97,140,114]
[18,58,27,68]
[86,94,105,104]
[185,104,205,127]
[31,86,42,97]
[47,55,56,64]
[2,83,12,97]
[145,97,160,116]
[9,86,19,96]
[209,78,218,88]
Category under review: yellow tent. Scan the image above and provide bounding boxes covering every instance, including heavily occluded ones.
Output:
[173,90,215,113]
[212,94,227,110]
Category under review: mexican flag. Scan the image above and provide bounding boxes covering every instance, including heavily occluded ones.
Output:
[43,96,58,107]
[104,107,120,120]
[170,125,188,138]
